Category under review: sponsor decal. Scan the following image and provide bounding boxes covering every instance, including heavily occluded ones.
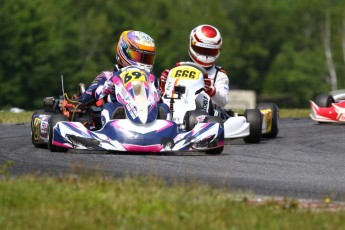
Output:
[196,115,208,123]
[33,118,41,140]
[261,109,272,133]
[202,96,209,110]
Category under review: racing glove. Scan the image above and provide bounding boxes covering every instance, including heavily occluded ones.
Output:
[204,78,216,97]
[160,69,170,93]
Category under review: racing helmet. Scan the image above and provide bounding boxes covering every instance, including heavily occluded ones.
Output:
[188,24,222,68]
[116,30,156,71]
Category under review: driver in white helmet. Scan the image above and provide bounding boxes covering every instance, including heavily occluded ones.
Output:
[160,24,229,109]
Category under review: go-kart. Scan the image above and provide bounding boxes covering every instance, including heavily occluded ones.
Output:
[31,66,224,154]
[161,62,279,143]
[310,92,345,123]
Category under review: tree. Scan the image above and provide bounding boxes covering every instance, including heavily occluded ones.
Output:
[1,0,345,109]
[324,10,338,91]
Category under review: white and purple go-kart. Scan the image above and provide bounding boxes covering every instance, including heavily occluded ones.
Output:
[32,66,224,154]
[161,62,279,143]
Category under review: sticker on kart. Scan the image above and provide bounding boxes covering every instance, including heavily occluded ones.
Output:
[120,69,147,86]
[169,66,201,80]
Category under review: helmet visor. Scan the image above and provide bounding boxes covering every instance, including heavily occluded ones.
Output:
[191,43,220,57]
[123,46,155,65]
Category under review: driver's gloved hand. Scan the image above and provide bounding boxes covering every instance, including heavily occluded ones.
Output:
[204,78,216,97]
[160,69,170,92]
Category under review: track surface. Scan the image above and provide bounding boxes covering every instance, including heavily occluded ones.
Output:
[1,118,345,201]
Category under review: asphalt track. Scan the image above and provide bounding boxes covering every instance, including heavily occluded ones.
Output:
[1,118,345,201]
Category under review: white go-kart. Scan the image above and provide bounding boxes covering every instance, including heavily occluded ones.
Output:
[161,62,279,143]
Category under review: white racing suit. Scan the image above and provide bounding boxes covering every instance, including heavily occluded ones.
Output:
[195,65,229,115]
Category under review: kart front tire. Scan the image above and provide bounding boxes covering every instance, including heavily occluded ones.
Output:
[183,110,209,131]
[48,114,68,152]
[205,146,224,155]
[243,109,262,143]
[314,94,335,107]
[256,103,279,138]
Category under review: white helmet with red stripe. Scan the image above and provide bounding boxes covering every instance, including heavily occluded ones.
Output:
[188,24,222,68]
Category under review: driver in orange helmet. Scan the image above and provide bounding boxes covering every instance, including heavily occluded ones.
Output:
[80,30,168,125]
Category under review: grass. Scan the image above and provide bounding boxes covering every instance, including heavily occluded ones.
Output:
[0,111,32,124]
[278,108,310,118]
[0,172,344,230]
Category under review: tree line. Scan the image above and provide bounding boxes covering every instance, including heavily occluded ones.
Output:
[1,0,345,109]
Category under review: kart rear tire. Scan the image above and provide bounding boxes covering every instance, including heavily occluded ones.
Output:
[31,110,54,148]
[183,110,209,131]
[256,103,279,138]
[48,114,68,152]
[205,116,224,155]
[314,94,335,107]
[243,109,262,143]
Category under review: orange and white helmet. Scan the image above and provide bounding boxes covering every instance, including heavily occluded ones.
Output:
[116,30,156,71]
[188,25,222,68]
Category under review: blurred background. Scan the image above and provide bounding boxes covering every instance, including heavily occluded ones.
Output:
[1,0,344,110]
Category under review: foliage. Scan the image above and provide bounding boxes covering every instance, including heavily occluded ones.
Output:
[1,0,345,109]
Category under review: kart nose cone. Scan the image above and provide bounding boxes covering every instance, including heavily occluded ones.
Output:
[132,80,148,124]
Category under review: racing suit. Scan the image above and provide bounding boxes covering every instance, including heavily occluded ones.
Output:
[192,65,230,117]
[81,66,168,125]
[78,64,122,104]
[204,65,229,108]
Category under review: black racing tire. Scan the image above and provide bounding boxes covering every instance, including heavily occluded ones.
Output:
[256,103,279,138]
[48,114,68,152]
[205,146,224,155]
[205,116,224,155]
[314,94,335,107]
[160,137,175,150]
[206,116,224,128]
[31,110,54,148]
[243,109,262,143]
[183,110,209,131]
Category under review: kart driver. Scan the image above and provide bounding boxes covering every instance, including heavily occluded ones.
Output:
[79,30,168,125]
[160,24,229,110]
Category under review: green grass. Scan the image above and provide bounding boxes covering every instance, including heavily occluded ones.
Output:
[279,108,310,118]
[0,173,344,230]
[0,111,32,124]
